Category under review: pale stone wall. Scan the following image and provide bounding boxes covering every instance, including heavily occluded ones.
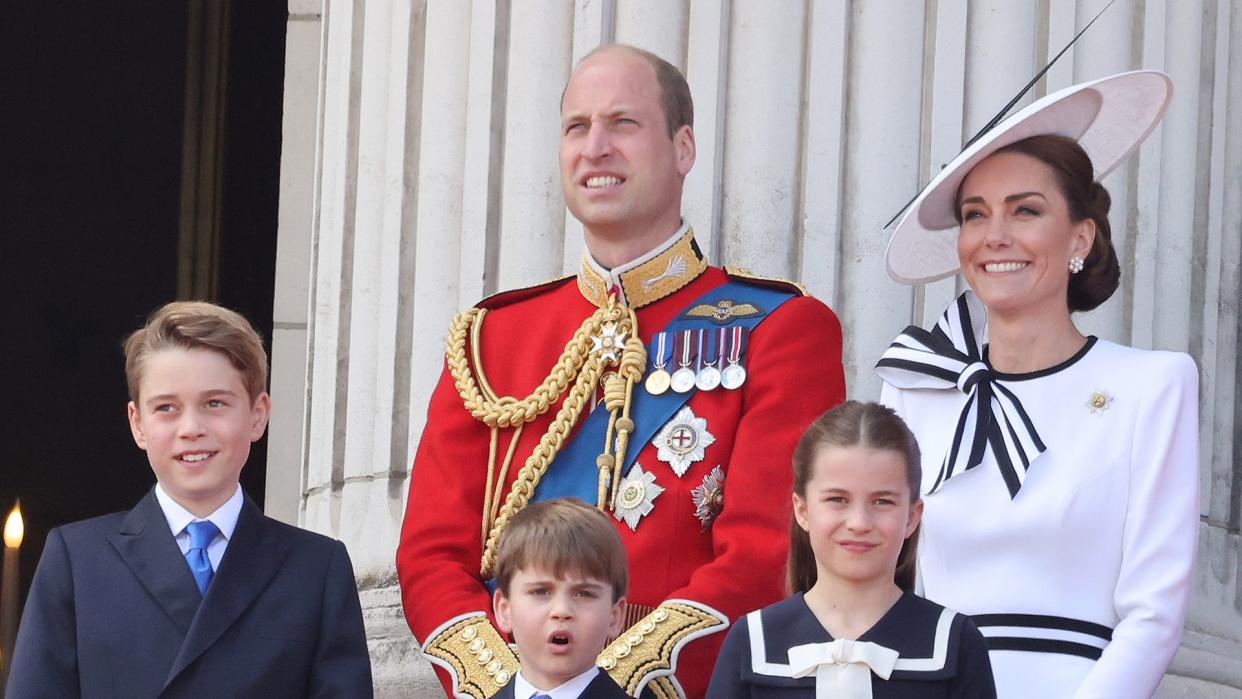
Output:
[269,1,1242,695]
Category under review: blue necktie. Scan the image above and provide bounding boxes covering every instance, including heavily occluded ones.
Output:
[184,520,220,595]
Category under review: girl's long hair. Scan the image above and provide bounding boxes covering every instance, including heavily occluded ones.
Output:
[786,401,923,595]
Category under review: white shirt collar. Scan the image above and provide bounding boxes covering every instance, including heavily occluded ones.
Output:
[154,483,243,540]
[581,221,689,307]
[512,667,600,699]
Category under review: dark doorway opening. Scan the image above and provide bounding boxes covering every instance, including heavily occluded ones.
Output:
[0,1,287,621]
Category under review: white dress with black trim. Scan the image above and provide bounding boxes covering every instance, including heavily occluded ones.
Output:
[877,293,1199,698]
[705,591,996,698]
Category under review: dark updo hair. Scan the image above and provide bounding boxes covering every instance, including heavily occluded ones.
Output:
[962,134,1120,312]
[786,401,922,595]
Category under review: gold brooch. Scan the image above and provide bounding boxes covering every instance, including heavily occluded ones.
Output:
[1086,390,1111,414]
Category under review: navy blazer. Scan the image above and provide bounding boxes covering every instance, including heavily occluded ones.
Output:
[488,670,631,699]
[7,489,373,698]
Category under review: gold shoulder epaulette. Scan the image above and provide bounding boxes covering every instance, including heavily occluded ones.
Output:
[421,613,518,699]
[723,266,809,296]
[475,275,575,310]
[598,600,729,696]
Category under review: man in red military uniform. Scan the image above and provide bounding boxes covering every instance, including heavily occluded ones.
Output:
[397,44,845,698]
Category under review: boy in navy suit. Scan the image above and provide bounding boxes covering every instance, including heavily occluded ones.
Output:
[7,302,372,698]
[487,498,630,699]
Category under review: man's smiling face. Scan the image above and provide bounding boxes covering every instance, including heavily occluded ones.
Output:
[559,48,694,247]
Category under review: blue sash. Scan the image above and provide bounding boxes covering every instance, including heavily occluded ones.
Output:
[532,280,797,505]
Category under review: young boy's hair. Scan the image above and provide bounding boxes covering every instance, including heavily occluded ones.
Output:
[787,401,923,595]
[493,498,627,602]
[123,301,269,402]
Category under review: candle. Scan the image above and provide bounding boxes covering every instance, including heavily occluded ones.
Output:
[2,500,22,684]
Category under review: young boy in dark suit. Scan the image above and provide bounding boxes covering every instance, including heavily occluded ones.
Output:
[487,498,630,699]
[7,301,372,698]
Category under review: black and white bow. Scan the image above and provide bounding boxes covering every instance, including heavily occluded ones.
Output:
[876,292,1045,498]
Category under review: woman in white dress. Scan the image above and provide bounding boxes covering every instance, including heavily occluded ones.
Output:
[875,71,1198,698]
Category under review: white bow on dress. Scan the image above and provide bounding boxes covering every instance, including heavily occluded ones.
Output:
[788,638,900,699]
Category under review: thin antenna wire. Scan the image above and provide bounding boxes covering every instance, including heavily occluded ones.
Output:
[882,0,1122,230]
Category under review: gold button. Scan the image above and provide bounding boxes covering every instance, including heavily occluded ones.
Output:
[460,626,478,642]
[600,656,616,670]
[653,609,669,622]
[486,659,501,674]
[468,638,485,653]
[627,633,643,646]
[476,648,493,664]
[613,642,631,658]
[495,670,511,685]
[640,620,656,633]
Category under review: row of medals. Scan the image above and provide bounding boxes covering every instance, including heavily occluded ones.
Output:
[643,328,748,395]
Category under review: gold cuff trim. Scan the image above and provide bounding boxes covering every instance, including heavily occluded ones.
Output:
[579,229,707,309]
[598,601,728,695]
[423,614,518,699]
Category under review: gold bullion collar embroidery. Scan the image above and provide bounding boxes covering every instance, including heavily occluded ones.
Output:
[578,224,708,309]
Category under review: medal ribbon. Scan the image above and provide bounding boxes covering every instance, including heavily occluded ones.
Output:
[694,329,706,372]
[875,291,1045,498]
[678,330,694,368]
[714,328,727,369]
[653,332,669,369]
[728,326,747,364]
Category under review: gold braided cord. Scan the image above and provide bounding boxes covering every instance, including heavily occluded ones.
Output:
[481,426,499,546]
[448,297,647,578]
[486,423,523,533]
[479,355,606,577]
[604,335,646,507]
[447,304,620,428]
[469,309,500,403]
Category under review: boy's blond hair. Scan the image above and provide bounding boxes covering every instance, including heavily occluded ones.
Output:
[494,498,628,602]
[123,301,268,402]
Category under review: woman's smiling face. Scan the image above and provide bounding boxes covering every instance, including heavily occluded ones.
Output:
[955,150,1095,319]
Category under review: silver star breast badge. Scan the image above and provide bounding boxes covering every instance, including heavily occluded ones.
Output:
[690,465,725,531]
[652,406,716,477]
[613,463,664,531]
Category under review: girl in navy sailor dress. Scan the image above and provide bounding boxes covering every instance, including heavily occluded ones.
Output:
[706,402,996,698]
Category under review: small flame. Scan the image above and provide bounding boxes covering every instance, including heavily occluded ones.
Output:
[4,501,23,549]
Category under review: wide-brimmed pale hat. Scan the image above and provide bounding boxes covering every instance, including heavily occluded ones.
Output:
[884,70,1173,284]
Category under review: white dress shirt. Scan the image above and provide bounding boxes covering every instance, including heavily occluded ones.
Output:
[512,667,599,699]
[154,483,243,572]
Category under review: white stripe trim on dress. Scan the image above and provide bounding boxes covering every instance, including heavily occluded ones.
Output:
[747,606,957,676]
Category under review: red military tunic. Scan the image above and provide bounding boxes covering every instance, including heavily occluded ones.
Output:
[398,228,845,698]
